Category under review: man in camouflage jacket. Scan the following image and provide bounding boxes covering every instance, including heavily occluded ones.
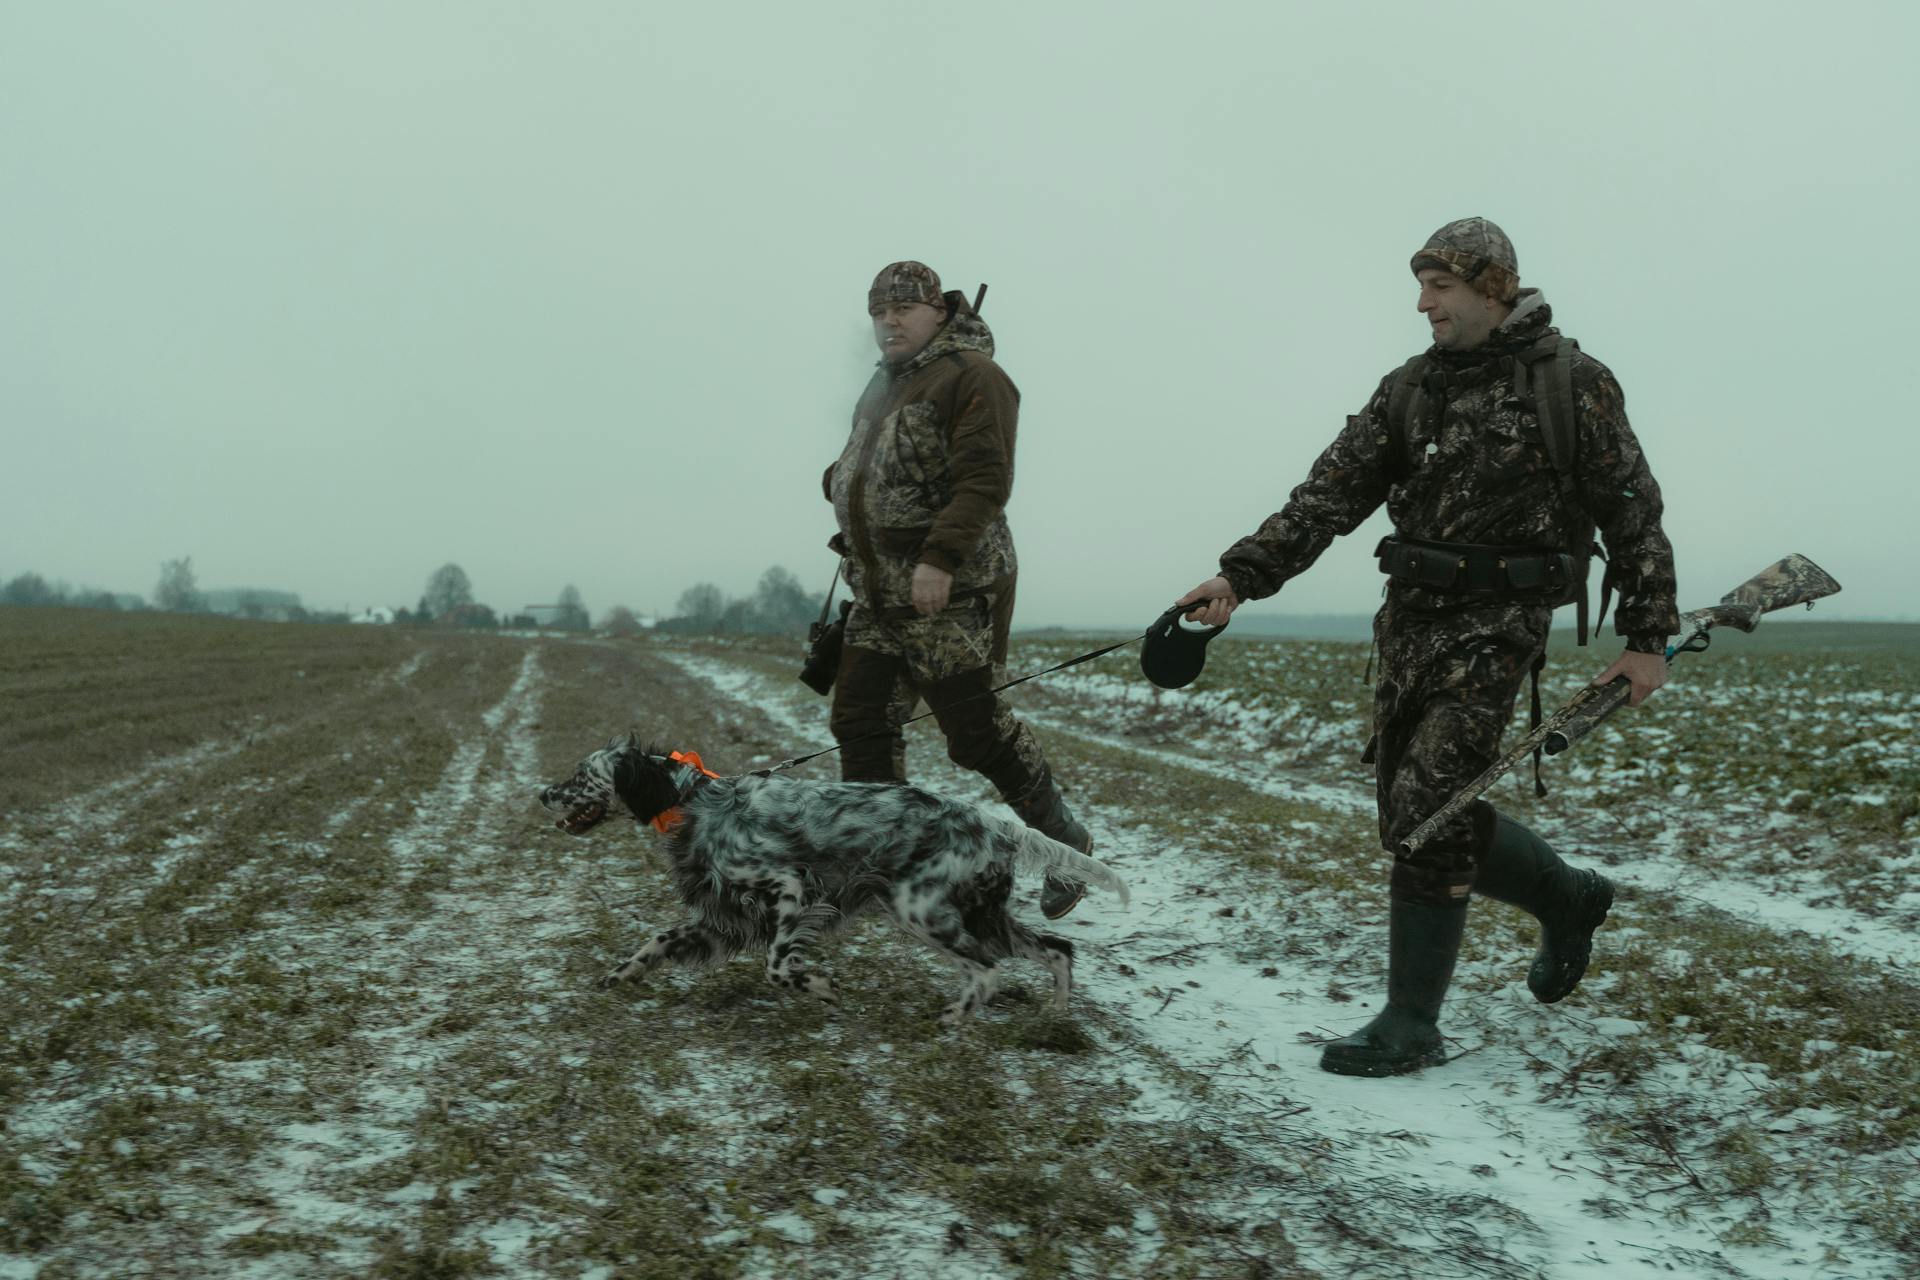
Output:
[1179,218,1679,1077]
[823,261,1092,919]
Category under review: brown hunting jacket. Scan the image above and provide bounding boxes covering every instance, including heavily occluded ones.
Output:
[1218,292,1680,651]
[824,310,1020,615]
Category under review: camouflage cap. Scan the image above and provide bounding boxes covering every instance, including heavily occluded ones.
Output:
[867,261,945,312]
[1410,217,1519,302]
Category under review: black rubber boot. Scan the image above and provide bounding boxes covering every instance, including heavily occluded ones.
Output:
[1007,772,1093,920]
[1319,898,1468,1078]
[1473,811,1614,1004]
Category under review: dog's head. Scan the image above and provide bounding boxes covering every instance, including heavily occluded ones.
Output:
[538,733,685,835]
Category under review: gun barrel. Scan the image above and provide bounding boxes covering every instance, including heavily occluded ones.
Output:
[1542,677,1631,755]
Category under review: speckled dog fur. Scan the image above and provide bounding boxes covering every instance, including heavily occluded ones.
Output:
[539,733,1128,1024]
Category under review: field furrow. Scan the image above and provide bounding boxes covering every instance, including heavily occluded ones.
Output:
[3,613,1914,1280]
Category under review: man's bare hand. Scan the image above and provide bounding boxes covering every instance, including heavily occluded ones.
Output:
[911,563,953,616]
[1593,647,1667,707]
[1176,576,1239,627]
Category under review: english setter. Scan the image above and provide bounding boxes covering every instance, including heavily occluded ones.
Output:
[540,734,1128,1024]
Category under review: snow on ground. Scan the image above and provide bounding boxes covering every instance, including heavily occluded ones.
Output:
[7,634,1907,1277]
[212,649,559,1268]
[660,643,1908,1279]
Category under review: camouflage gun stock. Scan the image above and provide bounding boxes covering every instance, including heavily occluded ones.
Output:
[1397,553,1841,858]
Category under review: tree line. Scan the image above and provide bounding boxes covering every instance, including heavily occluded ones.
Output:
[0,558,347,622]
[657,566,824,635]
[1,557,828,637]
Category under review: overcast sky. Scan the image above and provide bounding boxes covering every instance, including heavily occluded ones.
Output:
[3,1,1913,627]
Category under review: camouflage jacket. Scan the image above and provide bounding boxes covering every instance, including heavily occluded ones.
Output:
[1218,291,1679,651]
[824,311,1019,614]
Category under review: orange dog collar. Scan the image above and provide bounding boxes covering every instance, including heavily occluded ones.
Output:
[650,749,720,834]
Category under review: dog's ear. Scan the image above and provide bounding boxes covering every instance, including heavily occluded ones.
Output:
[611,749,681,822]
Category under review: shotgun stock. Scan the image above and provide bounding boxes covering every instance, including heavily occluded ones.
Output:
[1397,553,1841,858]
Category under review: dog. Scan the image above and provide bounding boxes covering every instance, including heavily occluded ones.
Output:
[539,733,1128,1024]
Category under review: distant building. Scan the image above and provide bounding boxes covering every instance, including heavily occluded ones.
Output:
[351,607,394,625]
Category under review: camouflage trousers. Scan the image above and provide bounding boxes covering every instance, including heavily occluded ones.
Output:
[830,586,1050,798]
[1369,594,1555,906]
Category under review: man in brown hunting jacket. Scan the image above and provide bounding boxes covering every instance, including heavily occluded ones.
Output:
[823,261,1091,919]
[1179,218,1680,1077]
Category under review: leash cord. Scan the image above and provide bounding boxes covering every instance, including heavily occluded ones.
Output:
[754,628,1152,777]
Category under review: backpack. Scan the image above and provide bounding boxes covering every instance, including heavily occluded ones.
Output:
[1381,332,1610,645]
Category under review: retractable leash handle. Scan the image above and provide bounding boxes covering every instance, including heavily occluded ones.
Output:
[1140,599,1229,690]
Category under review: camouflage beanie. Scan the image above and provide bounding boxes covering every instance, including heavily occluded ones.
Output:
[867,261,946,312]
[1410,217,1519,302]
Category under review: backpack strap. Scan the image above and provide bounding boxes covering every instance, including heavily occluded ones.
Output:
[1516,334,1598,645]
[1518,335,1580,502]
[1383,354,1429,477]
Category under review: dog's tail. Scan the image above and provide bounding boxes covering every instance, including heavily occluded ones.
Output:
[1008,826,1130,909]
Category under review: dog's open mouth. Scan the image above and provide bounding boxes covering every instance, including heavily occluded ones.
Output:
[556,802,608,835]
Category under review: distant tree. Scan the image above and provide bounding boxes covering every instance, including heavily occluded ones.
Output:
[753,565,817,634]
[422,563,473,620]
[237,590,267,620]
[74,590,120,611]
[155,558,204,612]
[1,573,61,607]
[676,582,725,630]
[600,605,642,636]
[504,612,536,629]
[392,605,417,625]
[718,598,759,633]
[556,583,590,631]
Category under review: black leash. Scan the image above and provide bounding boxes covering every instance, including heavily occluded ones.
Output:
[755,626,1156,777]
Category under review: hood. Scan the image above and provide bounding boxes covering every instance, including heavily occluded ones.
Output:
[886,308,995,378]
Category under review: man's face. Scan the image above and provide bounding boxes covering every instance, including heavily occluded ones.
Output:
[1416,268,1507,350]
[871,301,947,364]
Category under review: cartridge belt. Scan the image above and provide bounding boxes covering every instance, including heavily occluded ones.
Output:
[1374,536,1577,596]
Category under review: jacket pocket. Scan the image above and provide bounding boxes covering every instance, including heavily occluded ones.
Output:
[891,401,951,496]
[871,526,931,559]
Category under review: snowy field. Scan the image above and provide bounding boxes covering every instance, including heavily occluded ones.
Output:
[1,611,1914,1278]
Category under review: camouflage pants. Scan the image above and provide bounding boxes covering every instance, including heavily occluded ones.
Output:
[830,588,1049,798]
[1370,595,1554,906]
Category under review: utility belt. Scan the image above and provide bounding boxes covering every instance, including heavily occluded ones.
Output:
[870,586,994,623]
[1371,535,1610,803]
[1373,536,1579,598]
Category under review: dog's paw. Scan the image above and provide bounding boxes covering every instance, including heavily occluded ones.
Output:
[595,966,635,991]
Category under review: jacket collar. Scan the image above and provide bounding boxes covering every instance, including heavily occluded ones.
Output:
[1425,288,1555,372]
[883,310,996,380]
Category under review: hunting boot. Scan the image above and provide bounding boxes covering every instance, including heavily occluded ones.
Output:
[1008,770,1093,920]
[1472,811,1614,1004]
[1319,898,1468,1078]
